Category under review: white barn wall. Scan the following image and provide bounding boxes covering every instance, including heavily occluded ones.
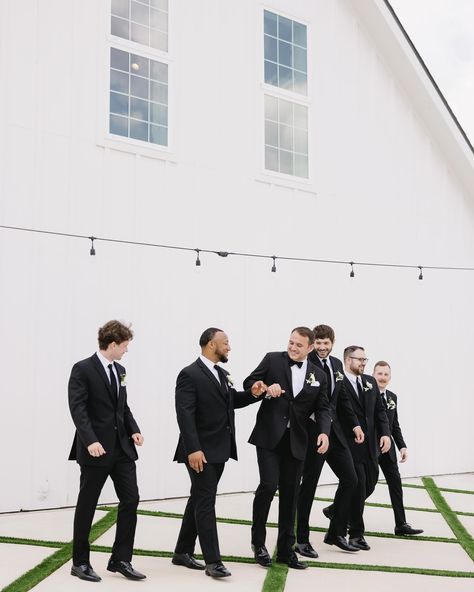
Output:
[0,0,473,512]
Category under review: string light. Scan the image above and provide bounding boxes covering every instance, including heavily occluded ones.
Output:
[1,224,473,280]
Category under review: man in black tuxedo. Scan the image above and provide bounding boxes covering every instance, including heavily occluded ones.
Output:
[244,327,331,570]
[68,320,145,582]
[296,325,364,557]
[373,361,423,536]
[173,328,266,579]
[334,345,391,551]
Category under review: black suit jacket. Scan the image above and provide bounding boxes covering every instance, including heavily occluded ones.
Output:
[308,352,359,449]
[243,352,331,461]
[340,373,390,464]
[68,354,140,466]
[379,390,407,464]
[173,358,256,464]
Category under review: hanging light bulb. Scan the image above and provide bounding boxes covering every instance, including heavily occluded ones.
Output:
[350,262,355,278]
[89,236,96,256]
[418,266,423,280]
[195,249,201,266]
[271,256,277,272]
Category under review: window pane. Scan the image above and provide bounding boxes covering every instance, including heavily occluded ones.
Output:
[150,30,168,51]
[279,124,293,151]
[150,60,168,82]
[111,16,130,39]
[294,128,308,154]
[278,65,292,90]
[110,114,128,137]
[150,103,167,125]
[264,95,278,121]
[264,35,277,62]
[264,60,278,87]
[150,124,167,145]
[111,48,129,72]
[294,46,307,73]
[131,22,149,45]
[278,15,292,42]
[295,154,308,178]
[278,40,292,68]
[265,146,279,171]
[279,99,293,126]
[131,1,149,26]
[111,70,129,93]
[280,150,293,175]
[112,0,129,19]
[150,80,168,104]
[150,7,168,31]
[130,54,149,77]
[293,104,308,129]
[130,75,148,99]
[130,119,149,141]
[110,92,129,116]
[264,10,277,37]
[293,70,307,94]
[293,22,307,48]
[265,120,278,147]
[151,0,168,9]
[130,96,149,121]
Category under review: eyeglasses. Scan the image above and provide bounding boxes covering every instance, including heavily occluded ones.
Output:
[349,357,368,363]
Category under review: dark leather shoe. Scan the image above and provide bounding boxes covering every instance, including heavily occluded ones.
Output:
[71,563,101,582]
[252,545,272,567]
[205,562,231,578]
[322,505,334,520]
[107,559,146,579]
[295,542,318,558]
[324,533,360,552]
[348,536,370,551]
[395,523,424,536]
[277,552,307,569]
[172,552,205,570]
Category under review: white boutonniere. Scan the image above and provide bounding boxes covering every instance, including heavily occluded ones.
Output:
[226,375,234,387]
[120,373,127,387]
[363,382,373,392]
[386,397,396,410]
[306,373,320,387]
[335,371,344,382]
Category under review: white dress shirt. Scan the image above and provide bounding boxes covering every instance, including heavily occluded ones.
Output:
[200,354,221,384]
[318,356,334,393]
[96,350,119,391]
[344,371,362,399]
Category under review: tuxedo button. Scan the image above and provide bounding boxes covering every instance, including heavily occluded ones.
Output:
[226,426,230,431]
[114,426,117,430]
[283,416,287,420]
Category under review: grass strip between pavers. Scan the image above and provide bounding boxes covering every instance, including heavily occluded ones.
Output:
[261,545,288,592]
[314,496,440,513]
[1,508,117,592]
[305,560,474,578]
[0,537,64,548]
[423,477,474,562]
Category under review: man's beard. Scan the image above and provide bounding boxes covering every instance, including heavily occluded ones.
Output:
[218,354,228,363]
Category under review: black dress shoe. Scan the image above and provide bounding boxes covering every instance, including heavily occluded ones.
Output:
[252,545,272,567]
[107,559,146,579]
[295,542,318,558]
[205,562,231,578]
[71,563,101,582]
[172,552,206,570]
[348,536,370,551]
[276,552,307,569]
[324,534,360,552]
[322,505,334,520]
[395,523,424,535]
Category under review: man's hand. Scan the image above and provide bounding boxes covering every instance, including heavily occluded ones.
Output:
[316,433,329,454]
[380,436,391,454]
[265,383,285,398]
[251,380,267,397]
[188,450,207,473]
[399,447,408,463]
[87,442,106,457]
[132,433,144,446]
[353,426,365,444]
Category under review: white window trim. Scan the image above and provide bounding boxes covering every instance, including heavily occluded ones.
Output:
[97,0,176,161]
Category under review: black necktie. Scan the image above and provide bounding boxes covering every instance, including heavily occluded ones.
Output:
[108,363,118,398]
[214,365,228,391]
[381,391,388,409]
[356,377,364,403]
[322,359,333,395]
[289,359,303,368]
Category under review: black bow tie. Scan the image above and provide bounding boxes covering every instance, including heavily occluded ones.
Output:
[288,359,303,368]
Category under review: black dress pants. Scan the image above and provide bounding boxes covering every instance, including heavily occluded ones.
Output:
[296,423,357,543]
[347,458,378,538]
[174,462,225,564]
[379,454,406,527]
[252,430,303,559]
[73,443,139,565]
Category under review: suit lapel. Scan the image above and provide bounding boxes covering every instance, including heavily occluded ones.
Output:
[92,354,116,403]
[282,352,294,398]
[196,358,227,402]
[345,376,364,412]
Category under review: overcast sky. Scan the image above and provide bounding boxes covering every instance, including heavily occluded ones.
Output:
[390,0,474,144]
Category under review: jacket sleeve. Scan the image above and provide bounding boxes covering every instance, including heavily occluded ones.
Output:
[175,368,201,455]
[314,373,331,436]
[390,394,407,450]
[68,363,98,447]
[243,353,270,390]
[222,370,259,409]
[124,395,140,435]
